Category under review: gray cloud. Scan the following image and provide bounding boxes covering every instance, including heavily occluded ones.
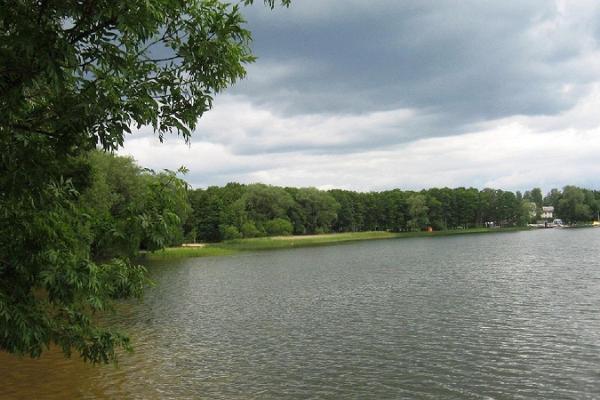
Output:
[234,1,600,127]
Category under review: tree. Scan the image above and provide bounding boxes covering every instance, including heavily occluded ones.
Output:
[79,152,192,258]
[523,201,537,224]
[496,191,520,226]
[453,187,479,228]
[377,190,408,232]
[425,194,444,230]
[524,188,543,209]
[583,189,600,221]
[80,152,146,259]
[240,221,262,238]
[406,193,429,231]
[140,168,191,250]
[264,218,293,236]
[544,188,562,208]
[220,225,242,240]
[329,190,360,232]
[292,188,340,234]
[479,188,499,224]
[189,188,226,242]
[243,184,294,224]
[0,0,289,363]
[557,186,591,224]
[426,188,454,230]
[524,187,543,220]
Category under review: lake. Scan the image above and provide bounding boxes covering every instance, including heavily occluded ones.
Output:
[2,229,600,399]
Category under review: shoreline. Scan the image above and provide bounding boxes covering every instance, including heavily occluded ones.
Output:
[143,227,532,260]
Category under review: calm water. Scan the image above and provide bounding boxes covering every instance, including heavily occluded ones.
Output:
[2,229,600,399]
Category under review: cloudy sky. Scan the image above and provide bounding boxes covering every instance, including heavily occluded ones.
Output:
[121,0,600,193]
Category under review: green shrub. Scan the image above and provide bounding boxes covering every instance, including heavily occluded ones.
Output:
[241,221,262,238]
[264,218,294,236]
[220,225,242,240]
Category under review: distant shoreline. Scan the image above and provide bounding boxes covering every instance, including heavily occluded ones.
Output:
[143,227,533,260]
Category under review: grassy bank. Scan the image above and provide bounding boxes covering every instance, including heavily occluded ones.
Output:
[144,227,531,260]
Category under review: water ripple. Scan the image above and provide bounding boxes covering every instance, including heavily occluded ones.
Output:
[2,229,600,399]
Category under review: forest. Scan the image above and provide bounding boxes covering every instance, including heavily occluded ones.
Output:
[83,152,600,249]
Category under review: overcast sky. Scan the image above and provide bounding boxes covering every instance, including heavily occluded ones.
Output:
[121,0,600,193]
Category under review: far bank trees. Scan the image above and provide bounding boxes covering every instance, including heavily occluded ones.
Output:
[185,183,600,242]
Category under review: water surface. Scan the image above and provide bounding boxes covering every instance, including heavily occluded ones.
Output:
[2,229,600,399]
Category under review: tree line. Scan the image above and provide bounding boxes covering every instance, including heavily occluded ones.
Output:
[78,153,600,249]
[184,175,600,243]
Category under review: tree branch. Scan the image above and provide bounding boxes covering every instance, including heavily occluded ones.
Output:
[68,17,118,44]
[9,123,59,139]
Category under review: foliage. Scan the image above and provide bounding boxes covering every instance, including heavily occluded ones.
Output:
[264,218,294,236]
[524,188,543,209]
[188,184,341,239]
[189,187,225,242]
[244,184,294,223]
[81,151,148,259]
[557,186,592,223]
[0,175,148,362]
[189,184,588,239]
[407,193,429,231]
[290,188,340,234]
[0,0,288,363]
[220,225,242,240]
[240,221,262,238]
[139,167,191,251]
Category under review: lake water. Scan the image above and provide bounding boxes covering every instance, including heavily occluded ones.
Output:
[2,229,600,399]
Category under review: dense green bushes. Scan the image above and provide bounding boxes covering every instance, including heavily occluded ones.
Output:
[265,218,294,236]
[81,152,190,259]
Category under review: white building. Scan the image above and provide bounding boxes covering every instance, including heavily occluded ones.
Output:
[541,206,554,219]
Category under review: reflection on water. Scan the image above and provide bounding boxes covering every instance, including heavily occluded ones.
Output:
[2,229,600,399]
